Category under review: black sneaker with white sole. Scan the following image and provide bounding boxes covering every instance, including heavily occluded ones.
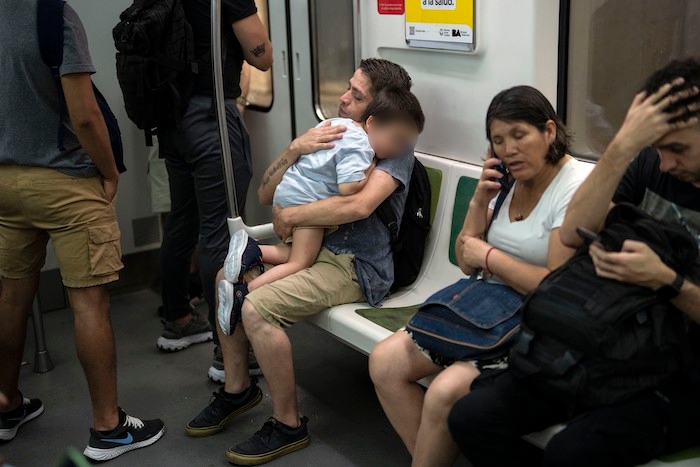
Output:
[83,408,165,461]
[0,395,44,441]
[157,311,213,351]
[186,382,262,437]
[226,416,310,465]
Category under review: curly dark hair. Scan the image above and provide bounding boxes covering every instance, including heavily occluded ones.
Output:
[641,58,700,124]
[486,85,571,165]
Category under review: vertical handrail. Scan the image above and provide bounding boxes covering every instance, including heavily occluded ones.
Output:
[32,296,54,373]
[211,0,239,218]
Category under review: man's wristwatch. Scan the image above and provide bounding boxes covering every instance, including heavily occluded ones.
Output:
[236,96,248,108]
[658,273,685,300]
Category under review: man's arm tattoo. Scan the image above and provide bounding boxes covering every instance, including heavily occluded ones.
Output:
[261,158,288,187]
[251,43,266,58]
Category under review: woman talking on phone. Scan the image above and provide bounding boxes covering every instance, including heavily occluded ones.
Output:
[369,85,589,467]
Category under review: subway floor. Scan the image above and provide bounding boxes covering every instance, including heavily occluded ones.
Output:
[2,287,445,467]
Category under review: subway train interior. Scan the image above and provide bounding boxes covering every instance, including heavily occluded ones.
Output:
[3,0,700,466]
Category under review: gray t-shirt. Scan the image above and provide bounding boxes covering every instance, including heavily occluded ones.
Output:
[0,1,98,177]
[324,154,414,306]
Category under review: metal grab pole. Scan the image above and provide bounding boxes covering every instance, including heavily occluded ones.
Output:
[32,296,54,373]
[211,0,239,219]
[211,0,275,241]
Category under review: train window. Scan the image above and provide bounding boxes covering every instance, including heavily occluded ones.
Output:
[246,0,272,110]
[562,0,700,159]
[310,0,356,120]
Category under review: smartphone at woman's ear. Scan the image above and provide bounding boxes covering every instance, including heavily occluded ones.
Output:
[490,142,512,191]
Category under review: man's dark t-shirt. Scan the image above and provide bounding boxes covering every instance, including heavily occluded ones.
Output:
[613,147,700,378]
[183,0,257,99]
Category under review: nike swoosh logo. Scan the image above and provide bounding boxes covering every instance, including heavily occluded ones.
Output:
[7,409,26,422]
[101,433,134,445]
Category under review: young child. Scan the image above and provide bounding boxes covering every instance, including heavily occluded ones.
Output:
[218,87,425,335]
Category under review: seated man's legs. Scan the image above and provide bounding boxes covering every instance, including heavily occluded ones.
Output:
[448,371,571,467]
[186,269,263,438]
[204,248,363,464]
[543,374,700,467]
[234,249,362,458]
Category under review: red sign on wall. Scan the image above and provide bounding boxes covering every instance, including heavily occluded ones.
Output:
[378,0,405,15]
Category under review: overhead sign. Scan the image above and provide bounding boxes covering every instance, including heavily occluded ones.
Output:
[405,0,475,52]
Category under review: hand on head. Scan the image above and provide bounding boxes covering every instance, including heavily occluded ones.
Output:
[614,78,699,155]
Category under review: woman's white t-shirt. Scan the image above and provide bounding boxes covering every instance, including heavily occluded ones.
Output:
[486,158,588,277]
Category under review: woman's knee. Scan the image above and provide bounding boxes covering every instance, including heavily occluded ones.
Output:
[369,332,416,385]
[424,383,467,420]
[424,365,477,419]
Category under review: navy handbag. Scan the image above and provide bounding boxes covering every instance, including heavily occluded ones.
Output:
[406,277,523,361]
[405,187,523,361]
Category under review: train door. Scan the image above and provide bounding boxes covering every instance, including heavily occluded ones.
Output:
[243,0,357,226]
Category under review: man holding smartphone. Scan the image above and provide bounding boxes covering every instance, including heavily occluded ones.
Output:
[448,58,700,467]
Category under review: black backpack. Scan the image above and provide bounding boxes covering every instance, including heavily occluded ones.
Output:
[37,0,126,173]
[377,157,432,290]
[113,0,199,144]
[509,203,698,409]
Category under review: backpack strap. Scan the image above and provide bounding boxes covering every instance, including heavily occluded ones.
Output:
[487,187,509,232]
[37,0,68,151]
[375,156,408,249]
[376,201,399,246]
[468,186,509,280]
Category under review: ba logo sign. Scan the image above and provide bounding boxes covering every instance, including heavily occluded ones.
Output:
[451,29,461,37]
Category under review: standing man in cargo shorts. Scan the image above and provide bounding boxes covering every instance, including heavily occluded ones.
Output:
[0,1,163,461]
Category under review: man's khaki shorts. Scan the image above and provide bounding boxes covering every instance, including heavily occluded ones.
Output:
[244,247,364,328]
[0,166,123,288]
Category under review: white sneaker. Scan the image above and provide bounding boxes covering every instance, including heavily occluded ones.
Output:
[217,280,235,335]
[223,230,249,283]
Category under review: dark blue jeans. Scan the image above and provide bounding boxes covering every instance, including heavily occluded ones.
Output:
[448,370,700,467]
[159,96,252,339]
